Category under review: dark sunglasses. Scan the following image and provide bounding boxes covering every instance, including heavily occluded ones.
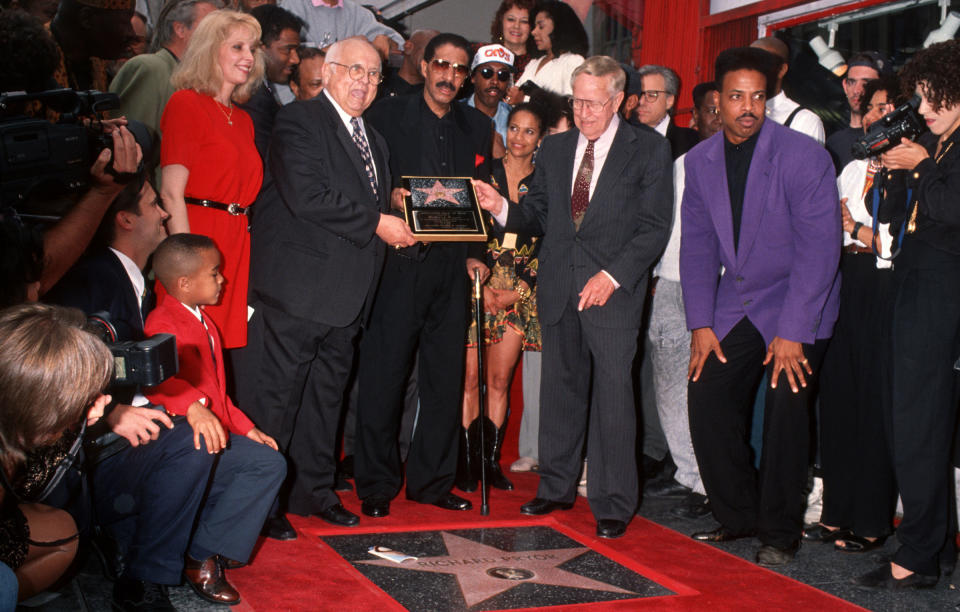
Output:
[430,58,470,78]
[478,66,512,82]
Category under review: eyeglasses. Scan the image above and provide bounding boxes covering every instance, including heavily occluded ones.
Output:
[477,66,512,82]
[327,61,383,85]
[702,106,719,116]
[640,90,667,102]
[430,58,470,78]
[569,95,615,113]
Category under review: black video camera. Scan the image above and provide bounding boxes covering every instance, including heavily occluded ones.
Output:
[86,312,178,386]
[0,88,147,213]
[852,94,926,160]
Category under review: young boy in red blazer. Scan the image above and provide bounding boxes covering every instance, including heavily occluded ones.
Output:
[145,233,286,606]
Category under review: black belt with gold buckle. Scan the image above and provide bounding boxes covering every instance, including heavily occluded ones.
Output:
[185,196,250,217]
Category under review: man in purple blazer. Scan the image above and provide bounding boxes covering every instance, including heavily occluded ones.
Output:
[679,47,841,566]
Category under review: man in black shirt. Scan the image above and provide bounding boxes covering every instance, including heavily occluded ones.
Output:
[356,33,492,519]
[680,47,840,567]
[825,52,886,172]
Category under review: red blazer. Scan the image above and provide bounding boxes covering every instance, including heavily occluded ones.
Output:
[144,294,254,436]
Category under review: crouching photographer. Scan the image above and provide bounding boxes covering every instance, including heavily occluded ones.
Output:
[0,303,113,603]
[853,39,960,589]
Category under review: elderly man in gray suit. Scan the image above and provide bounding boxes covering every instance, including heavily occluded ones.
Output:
[475,55,673,539]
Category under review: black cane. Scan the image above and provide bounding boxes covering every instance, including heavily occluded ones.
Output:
[473,267,490,515]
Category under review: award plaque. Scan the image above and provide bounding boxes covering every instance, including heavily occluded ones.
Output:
[400,176,488,242]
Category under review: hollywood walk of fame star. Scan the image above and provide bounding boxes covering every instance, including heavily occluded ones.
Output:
[358,531,636,607]
[415,180,465,206]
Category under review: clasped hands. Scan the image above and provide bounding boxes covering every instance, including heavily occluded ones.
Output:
[688,328,812,393]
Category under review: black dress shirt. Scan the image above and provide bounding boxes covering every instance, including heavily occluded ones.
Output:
[724,130,761,251]
[418,97,456,176]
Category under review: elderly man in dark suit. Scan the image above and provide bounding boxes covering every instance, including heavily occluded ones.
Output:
[240,37,416,528]
[475,55,673,539]
[680,47,840,567]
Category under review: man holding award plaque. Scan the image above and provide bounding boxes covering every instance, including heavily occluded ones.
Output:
[355,33,493,518]
[474,56,673,539]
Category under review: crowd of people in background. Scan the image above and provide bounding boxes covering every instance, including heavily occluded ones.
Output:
[1,0,960,608]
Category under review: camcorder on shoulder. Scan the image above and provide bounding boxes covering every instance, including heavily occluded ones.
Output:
[852,94,926,160]
[0,88,148,215]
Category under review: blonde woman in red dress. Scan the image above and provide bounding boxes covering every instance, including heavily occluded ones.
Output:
[160,9,264,348]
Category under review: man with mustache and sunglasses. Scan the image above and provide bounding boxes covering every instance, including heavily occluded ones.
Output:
[679,46,840,567]
[464,44,515,157]
[356,33,493,520]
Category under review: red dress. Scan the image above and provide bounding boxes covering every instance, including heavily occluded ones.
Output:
[160,89,263,348]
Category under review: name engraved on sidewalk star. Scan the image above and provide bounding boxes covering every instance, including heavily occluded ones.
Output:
[358,531,635,607]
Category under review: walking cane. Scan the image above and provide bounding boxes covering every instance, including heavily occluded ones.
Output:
[473,267,490,515]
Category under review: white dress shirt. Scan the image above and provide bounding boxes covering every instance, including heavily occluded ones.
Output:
[109,247,150,406]
[493,114,622,286]
[323,88,378,184]
[765,91,825,145]
[652,114,670,138]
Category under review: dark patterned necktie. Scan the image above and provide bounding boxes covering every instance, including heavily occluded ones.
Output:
[350,116,379,199]
[571,139,596,229]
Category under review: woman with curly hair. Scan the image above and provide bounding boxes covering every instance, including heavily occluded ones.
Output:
[489,0,537,76]
[508,0,587,100]
[160,9,265,349]
[854,40,960,589]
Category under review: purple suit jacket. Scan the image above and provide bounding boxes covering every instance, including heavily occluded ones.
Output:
[679,119,841,346]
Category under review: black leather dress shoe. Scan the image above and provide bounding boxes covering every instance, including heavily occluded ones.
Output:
[317,503,359,527]
[520,497,574,515]
[756,542,799,567]
[431,492,472,511]
[596,519,627,539]
[113,576,176,611]
[669,493,711,519]
[361,496,391,518]
[260,515,297,541]
[691,526,755,542]
[645,478,691,498]
[853,564,938,589]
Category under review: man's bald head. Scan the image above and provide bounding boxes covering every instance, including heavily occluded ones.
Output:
[751,36,788,62]
[750,36,789,94]
[322,37,381,116]
[324,36,377,65]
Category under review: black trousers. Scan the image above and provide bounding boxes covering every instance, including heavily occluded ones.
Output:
[537,297,640,522]
[819,253,896,537]
[888,237,960,576]
[355,244,468,503]
[689,317,828,548]
[241,300,360,516]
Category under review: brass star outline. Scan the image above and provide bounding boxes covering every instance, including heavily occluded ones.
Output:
[357,531,635,608]
[415,180,465,206]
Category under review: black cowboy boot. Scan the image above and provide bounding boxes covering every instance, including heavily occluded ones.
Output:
[481,417,514,490]
[455,419,479,492]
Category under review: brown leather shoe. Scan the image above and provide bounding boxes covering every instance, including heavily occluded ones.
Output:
[183,555,240,605]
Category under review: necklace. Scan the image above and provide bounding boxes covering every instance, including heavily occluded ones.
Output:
[215,99,233,125]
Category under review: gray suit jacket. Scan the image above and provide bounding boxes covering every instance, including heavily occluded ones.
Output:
[505,119,673,329]
[249,93,390,327]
